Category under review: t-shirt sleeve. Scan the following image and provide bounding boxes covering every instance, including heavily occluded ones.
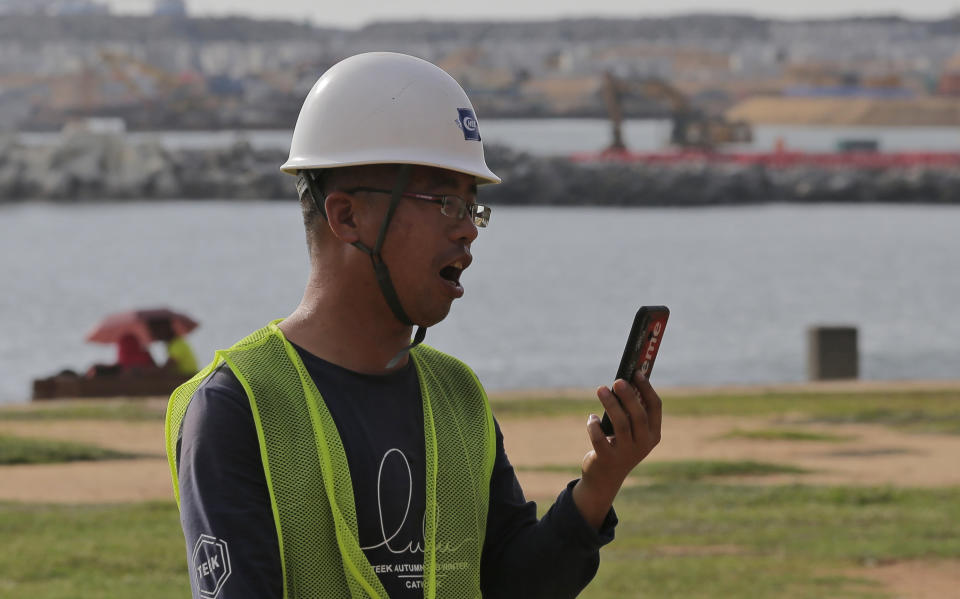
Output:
[176,364,283,599]
[480,418,617,599]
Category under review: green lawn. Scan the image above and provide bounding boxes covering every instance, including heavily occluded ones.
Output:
[519,459,809,482]
[0,502,189,599]
[667,390,960,434]
[639,460,809,482]
[0,400,164,422]
[584,483,960,599]
[1,386,957,598]
[720,428,856,442]
[2,484,957,598]
[490,388,960,434]
[0,435,136,465]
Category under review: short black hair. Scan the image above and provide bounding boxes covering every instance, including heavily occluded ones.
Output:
[297,170,324,221]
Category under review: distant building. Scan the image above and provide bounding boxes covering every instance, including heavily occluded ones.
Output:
[0,0,37,13]
[154,0,188,17]
[0,0,110,16]
[0,0,109,14]
[53,0,109,14]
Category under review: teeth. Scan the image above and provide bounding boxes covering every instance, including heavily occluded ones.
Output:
[453,261,463,270]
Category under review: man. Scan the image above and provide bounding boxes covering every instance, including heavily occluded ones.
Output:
[165,52,661,599]
[149,318,199,376]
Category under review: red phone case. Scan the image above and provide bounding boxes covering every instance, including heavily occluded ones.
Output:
[600,306,669,436]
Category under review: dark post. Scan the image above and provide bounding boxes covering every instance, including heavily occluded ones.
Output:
[807,326,859,380]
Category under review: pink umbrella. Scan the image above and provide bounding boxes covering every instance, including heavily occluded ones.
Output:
[85,308,199,347]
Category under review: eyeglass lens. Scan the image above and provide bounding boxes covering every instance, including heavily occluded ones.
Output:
[439,196,490,228]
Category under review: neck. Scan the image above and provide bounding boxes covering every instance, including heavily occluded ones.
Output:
[278,270,415,374]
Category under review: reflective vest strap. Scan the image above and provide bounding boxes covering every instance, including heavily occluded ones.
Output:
[411,344,496,598]
[224,324,386,599]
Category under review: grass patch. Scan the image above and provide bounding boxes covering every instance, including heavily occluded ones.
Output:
[3,484,958,598]
[0,501,189,598]
[639,460,809,482]
[516,463,582,475]
[490,388,960,434]
[580,483,960,599]
[0,435,136,465]
[519,460,808,482]
[668,389,960,434]
[0,400,164,422]
[720,428,855,442]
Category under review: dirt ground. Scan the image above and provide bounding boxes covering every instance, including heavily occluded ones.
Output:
[499,414,960,494]
[851,560,960,599]
[2,390,959,597]
[2,400,959,501]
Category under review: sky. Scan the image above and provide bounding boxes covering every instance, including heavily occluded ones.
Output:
[106,1,960,28]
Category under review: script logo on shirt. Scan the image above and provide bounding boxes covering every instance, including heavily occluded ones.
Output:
[362,448,476,591]
[192,534,232,598]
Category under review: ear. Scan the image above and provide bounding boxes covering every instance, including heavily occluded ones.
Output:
[323,192,362,244]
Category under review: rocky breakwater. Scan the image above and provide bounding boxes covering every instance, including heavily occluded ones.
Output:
[2,134,959,205]
[483,147,960,206]
[0,132,289,201]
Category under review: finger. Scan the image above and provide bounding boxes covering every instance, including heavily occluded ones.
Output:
[633,372,663,444]
[612,377,648,439]
[597,384,632,440]
[585,413,613,458]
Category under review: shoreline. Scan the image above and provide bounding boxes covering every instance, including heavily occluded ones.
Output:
[4,139,960,205]
[488,377,960,400]
[3,377,960,409]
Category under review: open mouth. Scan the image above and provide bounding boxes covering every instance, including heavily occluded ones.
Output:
[439,263,464,286]
[438,254,470,297]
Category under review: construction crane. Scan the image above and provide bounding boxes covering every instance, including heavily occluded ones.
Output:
[602,71,752,151]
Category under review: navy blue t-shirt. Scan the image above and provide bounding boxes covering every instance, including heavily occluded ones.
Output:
[176,343,616,598]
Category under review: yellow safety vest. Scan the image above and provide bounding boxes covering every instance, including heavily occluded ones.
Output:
[165,322,496,598]
[166,336,198,376]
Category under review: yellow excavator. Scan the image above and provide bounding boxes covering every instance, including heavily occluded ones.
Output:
[602,71,752,151]
[98,50,211,113]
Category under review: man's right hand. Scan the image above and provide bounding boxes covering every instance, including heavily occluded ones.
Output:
[572,370,663,529]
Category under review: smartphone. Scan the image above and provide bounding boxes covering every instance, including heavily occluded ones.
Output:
[599,305,670,436]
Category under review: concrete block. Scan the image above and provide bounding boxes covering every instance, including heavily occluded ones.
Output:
[808,326,858,380]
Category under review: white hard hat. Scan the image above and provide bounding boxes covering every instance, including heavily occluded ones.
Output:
[281,52,501,185]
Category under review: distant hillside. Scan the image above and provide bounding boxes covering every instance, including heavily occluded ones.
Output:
[0,14,335,42]
[355,15,771,42]
[1,13,958,44]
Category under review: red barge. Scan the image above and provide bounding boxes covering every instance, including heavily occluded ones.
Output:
[570,149,960,169]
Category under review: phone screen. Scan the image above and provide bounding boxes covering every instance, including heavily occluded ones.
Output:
[599,305,669,436]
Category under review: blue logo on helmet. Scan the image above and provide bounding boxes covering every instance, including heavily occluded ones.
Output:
[457,108,481,141]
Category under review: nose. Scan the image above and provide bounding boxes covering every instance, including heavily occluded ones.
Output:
[450,211,479,244]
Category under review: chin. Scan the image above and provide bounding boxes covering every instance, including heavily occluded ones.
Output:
[418,303,453,328]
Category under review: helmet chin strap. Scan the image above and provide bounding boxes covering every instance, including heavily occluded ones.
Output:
[302,165,427,369]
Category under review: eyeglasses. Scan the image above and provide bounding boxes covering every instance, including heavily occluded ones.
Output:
[343,187,491,228]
